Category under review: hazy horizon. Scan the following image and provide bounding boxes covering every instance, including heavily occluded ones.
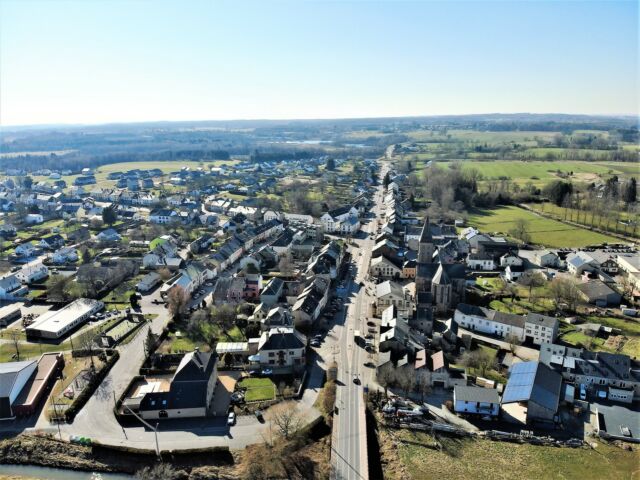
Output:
[1,0,638,126]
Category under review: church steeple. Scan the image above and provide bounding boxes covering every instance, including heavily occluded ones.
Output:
[417,216,435,263]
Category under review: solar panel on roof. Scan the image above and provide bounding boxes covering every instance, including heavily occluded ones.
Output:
[502,362,537,404]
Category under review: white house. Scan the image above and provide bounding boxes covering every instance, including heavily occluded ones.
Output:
[453,385,500,417]
[566,251,599,276]
[466,253,496,271]
[0,274,22,299]
[149,208,177,224]
[255,327,306,373]
[503,265,525,282]
[320,205,359,234]
[455,304,558,346]
[16,262,49,284]
[51,247,78,264]
[533,250,560,268]
[500,253,523,268]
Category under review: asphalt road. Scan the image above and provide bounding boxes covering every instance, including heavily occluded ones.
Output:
[332,161,388,480]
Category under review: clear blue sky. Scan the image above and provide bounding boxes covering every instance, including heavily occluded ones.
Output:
[0,0,637,126]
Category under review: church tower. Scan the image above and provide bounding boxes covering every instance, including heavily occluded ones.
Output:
[417,217,435,263]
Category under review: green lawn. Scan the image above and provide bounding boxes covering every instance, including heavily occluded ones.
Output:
[389,430,640,480]
[238,377,276,402]
[467,206,619,247]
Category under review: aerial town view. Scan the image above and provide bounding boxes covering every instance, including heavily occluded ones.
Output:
[0,0,637,479]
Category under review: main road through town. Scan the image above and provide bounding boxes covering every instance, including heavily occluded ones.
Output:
[331,160,388,480]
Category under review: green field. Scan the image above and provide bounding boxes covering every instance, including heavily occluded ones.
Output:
[238,377,276,402]
[525,203,638,239]
[436,160,630,186]
[467,206,619,247]
[386,430,640,480]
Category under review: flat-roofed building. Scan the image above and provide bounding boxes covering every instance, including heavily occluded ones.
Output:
[26,299,103,339]
[0,304,21,328]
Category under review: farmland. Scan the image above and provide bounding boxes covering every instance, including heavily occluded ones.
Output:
[380,428,640,480]
[431,160,632,187]
[466,206,619,247]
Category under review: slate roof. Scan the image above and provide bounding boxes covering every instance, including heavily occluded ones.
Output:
[259,328,305,351]
[139,350,216,412]
[455,385,500,404]
[0,360,36,398]
[577,280,618,300]
[262,277,284,297]
[327,205,353,219]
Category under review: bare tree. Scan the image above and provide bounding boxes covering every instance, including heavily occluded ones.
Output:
[157,267,172,281]
[278,253,295,276]
[505,333,521,354]
[268,401,303,440]
[396,367,416,398]
[550,277,580,312]
[8,329,21,361]
[75,330,96,372]
[415,370,432,403]
[377,363,395,398]
[459,349,495,378]
[509,218,531,244]
[518,270,546,301]
[167,286,190,320]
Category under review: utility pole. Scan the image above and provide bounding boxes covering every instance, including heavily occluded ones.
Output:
[50,376,63,440]
[123,404,161,460]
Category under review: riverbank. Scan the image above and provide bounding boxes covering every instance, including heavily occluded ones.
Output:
[0,434,237,478]
[0,417,332,480]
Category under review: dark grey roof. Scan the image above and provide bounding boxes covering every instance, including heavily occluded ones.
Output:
[419,217,433,243]
[262,277,284,296]
[327,205,353,218]
[455,385,500,404]
[139,350,216,412]
[503,361,561,413]
[577,280,618,300]
[173,350,217,382]
[525,313,557,329]
[261,329,305,350]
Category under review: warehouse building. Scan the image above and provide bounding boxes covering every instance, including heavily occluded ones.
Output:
[0,353,64,418]
[26,299,103,339]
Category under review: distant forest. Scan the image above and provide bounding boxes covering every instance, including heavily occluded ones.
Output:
[0,114,637,172]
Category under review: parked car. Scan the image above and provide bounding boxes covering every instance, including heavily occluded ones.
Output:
[255,410,264,422]
[579,384,587,400]
[310,339,321,347]
[261,368,273,376]
[227,412,236,426]
[230,392,245,404]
